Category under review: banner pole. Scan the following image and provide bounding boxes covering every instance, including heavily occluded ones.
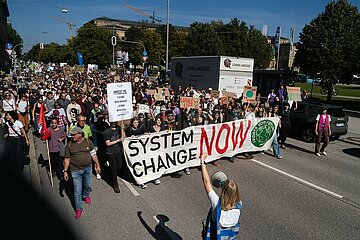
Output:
[46,139,54,188]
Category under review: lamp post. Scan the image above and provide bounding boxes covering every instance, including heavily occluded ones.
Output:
[166,0,169,73]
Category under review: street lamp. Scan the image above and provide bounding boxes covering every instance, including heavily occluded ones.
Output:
[166,0,169,73]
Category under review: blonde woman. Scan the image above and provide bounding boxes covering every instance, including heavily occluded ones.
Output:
[201,153,243,240]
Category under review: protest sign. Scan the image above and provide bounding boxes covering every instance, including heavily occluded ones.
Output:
[147,89,157,95]
[107,82,133,122]
[287,87,302,101]
[242,86,257,103]
[123,117,279,184]
[139,104,149,114]
[158,87,170,97]
[210,90,220,99]
[154,93,164,102]
[180,97,194,109]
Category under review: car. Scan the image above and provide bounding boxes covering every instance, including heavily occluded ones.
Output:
[290,101,348,142]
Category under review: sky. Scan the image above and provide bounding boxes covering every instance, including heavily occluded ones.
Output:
[6,0,360,53]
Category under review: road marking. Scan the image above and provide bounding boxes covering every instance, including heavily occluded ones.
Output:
[122,179,140,196]
[251,159,344,199]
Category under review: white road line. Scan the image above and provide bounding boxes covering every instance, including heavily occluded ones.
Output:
[122,179,140,196]
[251,159,344,199]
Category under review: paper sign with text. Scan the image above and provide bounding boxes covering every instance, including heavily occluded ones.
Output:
[107,82,133,122]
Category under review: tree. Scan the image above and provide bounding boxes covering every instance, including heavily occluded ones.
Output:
[246,28,273,69]
[38,43,66,63]
[184,22,224,56]
[66,23,113,68]
[295,0,360,101]
[7,22,23,57]
[23,44,41,62]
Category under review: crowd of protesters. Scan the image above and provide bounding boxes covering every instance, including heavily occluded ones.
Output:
[0,63,297,219]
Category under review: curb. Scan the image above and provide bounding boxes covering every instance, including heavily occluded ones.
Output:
[28,130,43,198]
[344,109,360,118]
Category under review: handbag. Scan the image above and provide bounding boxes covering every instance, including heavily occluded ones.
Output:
[8,122,29,155]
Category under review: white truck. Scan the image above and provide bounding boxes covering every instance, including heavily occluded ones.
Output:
[170,56,254,97]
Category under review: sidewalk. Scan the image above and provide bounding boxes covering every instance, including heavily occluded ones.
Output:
[2,129,79,238]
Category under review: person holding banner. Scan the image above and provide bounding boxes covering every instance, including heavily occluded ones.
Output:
[200,153,243,240]
[103,122,124,193]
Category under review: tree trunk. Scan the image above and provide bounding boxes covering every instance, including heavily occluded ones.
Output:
[326,82,332,102]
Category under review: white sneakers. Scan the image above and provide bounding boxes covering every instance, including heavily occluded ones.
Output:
[316,151,327,157]
[154,179,161,185]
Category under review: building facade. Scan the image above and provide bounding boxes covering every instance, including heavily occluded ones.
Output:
[0,0,10,73]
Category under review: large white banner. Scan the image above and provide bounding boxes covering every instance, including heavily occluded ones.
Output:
[123,117,279,184]
[107,82,133,122]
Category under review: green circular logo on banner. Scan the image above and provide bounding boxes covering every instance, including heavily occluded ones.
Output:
[246,90,253,98]
[251,120,276,147]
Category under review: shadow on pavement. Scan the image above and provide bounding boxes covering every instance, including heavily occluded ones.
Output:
[0,153,79,239]
[137,211,182,240]
[342,148,360,158]
[285,143,315,155]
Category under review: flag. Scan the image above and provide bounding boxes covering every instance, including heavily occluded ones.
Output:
[77,51,83,66]
[38,103,47,135]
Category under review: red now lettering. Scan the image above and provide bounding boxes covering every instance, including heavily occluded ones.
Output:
[200,126,215,157]
[200,120,252,156]
[215,124,230,154]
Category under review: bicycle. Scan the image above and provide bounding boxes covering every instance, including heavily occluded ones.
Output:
[320,87,339,96]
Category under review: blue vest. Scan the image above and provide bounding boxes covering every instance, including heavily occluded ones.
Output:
[203,199,243,240]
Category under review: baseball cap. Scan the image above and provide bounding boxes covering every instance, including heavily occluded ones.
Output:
[160,105,166,111]
[69,127,83,135]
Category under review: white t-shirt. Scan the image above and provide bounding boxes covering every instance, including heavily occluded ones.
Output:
[6,120,24,137]
[316,114,332,122]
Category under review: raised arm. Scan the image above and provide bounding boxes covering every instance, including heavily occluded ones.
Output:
[200,153,213,194]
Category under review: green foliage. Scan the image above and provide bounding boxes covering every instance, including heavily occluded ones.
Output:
[295,0,360,98]
[6,22,23,57]
[184,22,223,56]
[66,23,113,68]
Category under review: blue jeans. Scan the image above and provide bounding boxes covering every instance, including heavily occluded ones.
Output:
[272,135,281,157]
[71,165,92,211]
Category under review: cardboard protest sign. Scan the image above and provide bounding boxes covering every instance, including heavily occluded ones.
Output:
[242,86,257,103]
[107,82,133,122]
[210,90,220,99]
[154,93,164,102]
[180,97,194,109]
[147,89,157,95]
[287,87,302,101]
[158,87,170,97]
[123,117,279,184]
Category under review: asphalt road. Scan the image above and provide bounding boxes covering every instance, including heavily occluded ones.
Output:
[15,125,360,240]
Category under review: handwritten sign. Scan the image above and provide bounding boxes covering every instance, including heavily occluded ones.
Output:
[287,87,301,101]
[107,82,133,122]
[242,86,257,103]
[180,97,194,109]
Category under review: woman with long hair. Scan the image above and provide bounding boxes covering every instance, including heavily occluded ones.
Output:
[200,153,243,240]
[4,111,30,173]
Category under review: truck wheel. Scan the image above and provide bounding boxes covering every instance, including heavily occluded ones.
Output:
[302,128,315,142]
